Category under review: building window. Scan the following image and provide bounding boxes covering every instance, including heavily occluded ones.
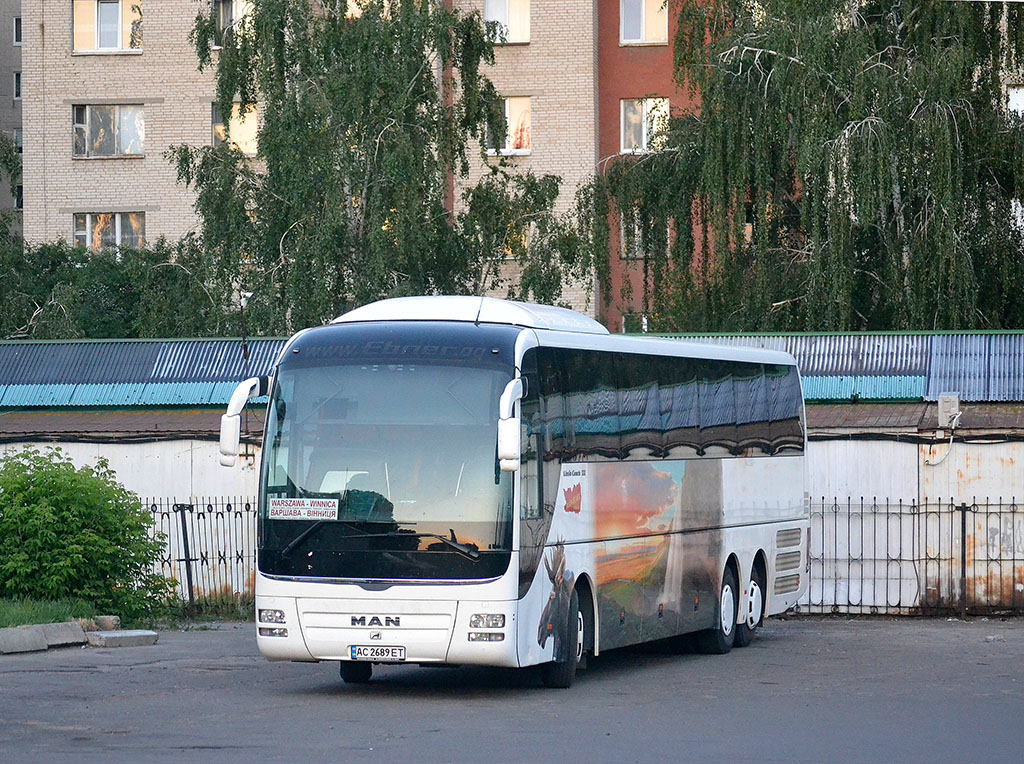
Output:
[213,0,252,42]
[15,185,22,210]
[620,97,668,153]
[487,96,530,155]
[484,0,530,43]
[13,16,22,45]
[13,72,20,100]
[620,0,667,45]
[74,212,146,250]
[73,1,143,52]
[73,105,145,157]
[212,103,258,156]
[13,128,22,153]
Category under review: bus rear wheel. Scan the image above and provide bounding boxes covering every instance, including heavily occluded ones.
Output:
[541,589,582,689]
[695,566,738,655]
[340,661,373,684]
[734,564,765,648]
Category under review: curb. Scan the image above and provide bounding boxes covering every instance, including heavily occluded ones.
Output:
[0,621,158,654]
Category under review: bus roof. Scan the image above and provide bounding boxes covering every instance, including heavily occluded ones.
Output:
[332,296,610,336]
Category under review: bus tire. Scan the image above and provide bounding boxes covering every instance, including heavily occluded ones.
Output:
[734,563,765,648]
[695,566,738,655]
[340,661,373,684]
[541,589,581,689]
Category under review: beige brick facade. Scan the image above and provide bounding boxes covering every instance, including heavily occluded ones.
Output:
[22,0,214,246]
[0,0,22,220]
[453,1,599,316]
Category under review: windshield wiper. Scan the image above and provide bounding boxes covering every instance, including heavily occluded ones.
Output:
[281,524,480,561]
[407,529,481,560]
[339,529,481,561]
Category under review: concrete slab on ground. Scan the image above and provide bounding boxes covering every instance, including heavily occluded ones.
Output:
[39,621,87,648]
[86,630,159,648]
[0,625,48,654]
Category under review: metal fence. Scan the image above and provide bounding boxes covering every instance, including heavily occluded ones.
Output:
[146,497,257,606]
[801,498,1024,615]
[144,496,1024,616]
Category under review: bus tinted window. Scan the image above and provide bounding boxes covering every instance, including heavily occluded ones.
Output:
[532,347,803,461]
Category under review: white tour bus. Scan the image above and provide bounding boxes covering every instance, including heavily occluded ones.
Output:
[219,296,808,687]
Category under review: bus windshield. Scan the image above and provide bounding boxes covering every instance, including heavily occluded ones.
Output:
[258,324,517,581]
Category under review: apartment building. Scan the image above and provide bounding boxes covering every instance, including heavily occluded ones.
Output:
[457,0,691,328]
[0,0,21,219]
[14,1,680,329]
[20,0,224,248]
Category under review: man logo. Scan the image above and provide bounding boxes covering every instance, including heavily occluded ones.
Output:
[351,615,401,627]
[370,632,382,640]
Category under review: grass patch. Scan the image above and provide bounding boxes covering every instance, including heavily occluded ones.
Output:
[164,592,254,625]
[0,597,98,628]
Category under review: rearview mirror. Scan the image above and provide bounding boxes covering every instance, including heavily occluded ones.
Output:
[219,376,269,467]
[498,377,525,471]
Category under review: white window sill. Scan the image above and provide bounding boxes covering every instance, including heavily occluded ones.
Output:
[71,49,144,56]
[73,154,146,160]
[619,40,669,47]
[619,148,654,155]
[487,149,531,157]
[498,39,530,46]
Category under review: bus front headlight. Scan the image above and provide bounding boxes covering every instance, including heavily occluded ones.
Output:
[469,614,505,628]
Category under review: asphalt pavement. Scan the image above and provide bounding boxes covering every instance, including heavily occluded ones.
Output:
[1,616,1021,764]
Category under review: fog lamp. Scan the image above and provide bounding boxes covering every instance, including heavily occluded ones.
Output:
[468,632,505,642]
[259,609,286,624]
[259,627,288,637]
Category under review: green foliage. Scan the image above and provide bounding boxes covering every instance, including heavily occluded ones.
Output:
[0,237,236,339]
[173,0,578,334]
[584,0,1024,331]
[0,448,171,620]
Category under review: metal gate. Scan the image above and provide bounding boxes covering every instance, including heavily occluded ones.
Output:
[802,498,1024,615]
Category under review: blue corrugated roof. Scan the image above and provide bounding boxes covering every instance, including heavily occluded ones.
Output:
[0,339,285,408]
[2,332,1024,407]
[666,332,1024,402]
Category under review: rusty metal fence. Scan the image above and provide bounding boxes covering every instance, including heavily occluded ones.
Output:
[801,498,1024,615]
[145,497,257,606]
[143,496,1024,616]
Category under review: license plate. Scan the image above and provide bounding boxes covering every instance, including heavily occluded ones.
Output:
[350,645,406,661]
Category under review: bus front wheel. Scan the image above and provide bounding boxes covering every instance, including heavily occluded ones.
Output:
[541,589,581,689]
[340,660,373,684]
[695,566,738,655]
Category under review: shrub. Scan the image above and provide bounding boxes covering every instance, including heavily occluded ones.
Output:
[0,448,171,621]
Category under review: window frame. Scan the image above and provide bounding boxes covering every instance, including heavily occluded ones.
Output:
[13,16,21,45]
[13,128,22,153]
[73,0,143,54]
[483,0,530,44]
[211,102,259,156]
[13,71,20,100]
[619,0,668,46]
[486,96,531,157]
[73,211,146,250]
[72,104,146,159]
[620,97,668,154]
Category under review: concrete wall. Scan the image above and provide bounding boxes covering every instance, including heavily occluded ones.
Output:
[1,439,260,499]
[806,438,1024,504]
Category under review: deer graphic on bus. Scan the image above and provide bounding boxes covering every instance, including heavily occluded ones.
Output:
[537,541,576,662]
